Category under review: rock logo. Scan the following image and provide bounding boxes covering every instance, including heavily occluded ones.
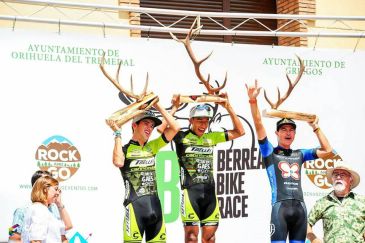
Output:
[35,135,81,182]
[304,153,343,189]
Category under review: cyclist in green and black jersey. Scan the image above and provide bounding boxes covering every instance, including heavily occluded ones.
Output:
[158,93,245,243]
[106,101,179,243]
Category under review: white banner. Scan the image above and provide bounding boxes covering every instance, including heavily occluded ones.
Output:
[0,28,364,242]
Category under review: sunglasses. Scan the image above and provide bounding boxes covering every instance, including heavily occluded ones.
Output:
[195,104,211,112]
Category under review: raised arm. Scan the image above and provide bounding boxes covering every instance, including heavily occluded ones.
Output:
[157,94,180,134]
[308,117,333,158]
[216,92,245,140]
[106,120,125,167]
[154,100,180,141]
[245,80,267,140]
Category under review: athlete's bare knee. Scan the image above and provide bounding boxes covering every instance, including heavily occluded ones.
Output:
[185,232,198,243]
[202,234,215,243]
[202,226,217,243]
[185,227,199,243]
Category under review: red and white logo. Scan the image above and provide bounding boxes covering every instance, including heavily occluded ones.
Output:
[278,162,300,180]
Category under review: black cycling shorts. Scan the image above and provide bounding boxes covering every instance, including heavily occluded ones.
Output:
[270,199,307,243]
[123,195,166,242]
[181,184,220,227]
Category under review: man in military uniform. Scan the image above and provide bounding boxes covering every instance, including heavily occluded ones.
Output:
[307,162,365,243]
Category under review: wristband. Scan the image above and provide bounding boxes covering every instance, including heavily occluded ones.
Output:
[313,127,320,133]
[249,99,257,104]
[113,130,121,137]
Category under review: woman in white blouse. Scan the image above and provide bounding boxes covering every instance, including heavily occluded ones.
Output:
[22,176,65,243]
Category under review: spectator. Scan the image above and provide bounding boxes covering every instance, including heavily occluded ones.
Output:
[307,162,365,243]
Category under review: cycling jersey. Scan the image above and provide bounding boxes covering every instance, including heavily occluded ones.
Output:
[259,137,318,204]
[120,134,168,243]
[173,130,228,188]
[173,129,227,226]
[121,134,168,206]
[259,136,317,243]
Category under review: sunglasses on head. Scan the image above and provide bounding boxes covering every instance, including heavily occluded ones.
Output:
[195,104,211,111]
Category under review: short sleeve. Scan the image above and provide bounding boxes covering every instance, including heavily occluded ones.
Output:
[11,207,26,233]
[258,137,274,158]
[28,204,49,240]
[307,199,324,227]
[148,135,168,154]
[172,131,184,144]
[207,132,227,145]
[300,148,318,162]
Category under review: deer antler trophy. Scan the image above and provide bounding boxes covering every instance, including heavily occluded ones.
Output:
[262,55,317,122]
[170,17,227,103]
[100,53,159,126]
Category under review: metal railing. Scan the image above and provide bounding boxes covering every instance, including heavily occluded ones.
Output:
[1,0,365,38]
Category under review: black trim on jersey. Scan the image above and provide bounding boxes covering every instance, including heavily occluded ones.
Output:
[223,130,229,141]
[274,146,293,156]
[172,130,190,143]
[161,132,168,143]
[312,148,319,158]
[127,139,147,147]
[188,129,197,136]
[258,137,268,144]
[173,130,192,189]
[122,141,131,157]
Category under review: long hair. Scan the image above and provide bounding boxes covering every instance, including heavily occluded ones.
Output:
[31,176,59,204]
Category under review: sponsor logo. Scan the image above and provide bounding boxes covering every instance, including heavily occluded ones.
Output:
[188,213,195,219]
[304,154,343,189]
[130,158,154,167]
[132,231,139,239]
[159,233,166,240]
[126,207,130,236]
[278,162,300,180]
[180,167,185,185]
[181,192,185,217]
[35,135,81,182]
[270,224,275,236]
[195,175,209,180]
[182,137,197,145]
[186,146,213,154]
[125,180,130,199]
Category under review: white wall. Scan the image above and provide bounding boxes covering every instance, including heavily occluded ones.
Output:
[1,28,364,242]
